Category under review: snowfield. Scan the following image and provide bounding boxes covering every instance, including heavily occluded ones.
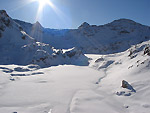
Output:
[0,42,150,113]
[0,65,101,113]
[0,10,150,113]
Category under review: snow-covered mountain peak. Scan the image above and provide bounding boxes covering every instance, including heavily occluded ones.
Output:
[105,18,143,29]
[110,18,137,24]
[0,10,33,42]
[32,21,43,31]
[78,22,90,29]
[34,21,43,28]
[0,10,9,18]
[0,10,11,28]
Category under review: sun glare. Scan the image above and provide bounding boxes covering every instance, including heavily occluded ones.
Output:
[28,0,70,28]
[34,0,54,20]
[38,0,48,9]
[35,0,55,12]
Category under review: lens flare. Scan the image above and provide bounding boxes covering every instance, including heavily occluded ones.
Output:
[22,0,71,29]
[38,0,48,10]
[34,0,58,21]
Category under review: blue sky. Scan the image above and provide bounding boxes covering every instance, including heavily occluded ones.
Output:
[0,0,150,29]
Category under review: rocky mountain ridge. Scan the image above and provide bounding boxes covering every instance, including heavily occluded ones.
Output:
[14,17,150,54]
[0,10,88,67]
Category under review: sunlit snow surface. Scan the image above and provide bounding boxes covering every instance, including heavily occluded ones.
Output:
[0,41,150,113]
[1,10,150,113]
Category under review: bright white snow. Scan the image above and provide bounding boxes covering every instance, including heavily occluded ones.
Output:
[0,41,150,113]
[0,10,150,113]
[0,65,101,113]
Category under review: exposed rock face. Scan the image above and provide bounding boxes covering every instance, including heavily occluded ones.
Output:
[95,57,104,63]
[116,80,136,96]
[78,22,90,29]
[144,47,150,55]
[122,80,136,92]
[122,80,129,88]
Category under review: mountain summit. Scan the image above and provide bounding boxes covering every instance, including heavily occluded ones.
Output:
[78,22,90,29]
[33,21,43,29]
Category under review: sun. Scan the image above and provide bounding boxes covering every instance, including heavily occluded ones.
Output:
[33,0,56,20]
[35,0,55,12]
[38,0,49,9]
[29,0,66,24]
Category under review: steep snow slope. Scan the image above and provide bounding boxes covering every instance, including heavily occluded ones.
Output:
[0,10,34,64]
[0,40,150,113]
[85,40,150,113]
[15,19,150,54]
[0,10,88,67]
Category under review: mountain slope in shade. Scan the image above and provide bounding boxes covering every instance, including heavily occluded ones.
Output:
[15,18,150,54]
[0,10,89,67]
